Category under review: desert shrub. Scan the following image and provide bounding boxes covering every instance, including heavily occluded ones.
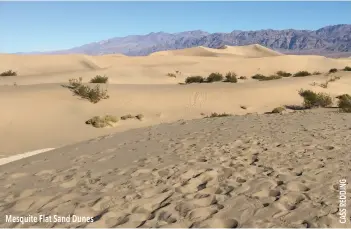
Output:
[293,71,311,77]
[251,74,266,80]
[185,76,205,84]
[67,77,83,89]
[0,70,17,76]
[206,72,224,83]
[135,114,144,120]
[271,107,286,114]
[120,114,133,120]
[298,89,332,108]
[206,112,232,118]
[312,71,322,75]
[90,75,108,83]
[336,94,351,113]
[259,75,282,81]
[239,76,247,80]
[328,75,341,82]
[328,68,338,74]
[276,71,292,77]
[85,115,118,128]
[73,84,109,103]
[319,82,329,88]
[224,72,237,83]
[167,73,177,78]
[343,66,351,71]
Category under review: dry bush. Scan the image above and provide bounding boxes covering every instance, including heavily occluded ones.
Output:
[293,71,311,77]
[167,73,177,78]
[251,74,266,80]
[120,114,134,120]
[185,76,205,84]
[259,75,282,81]
[298,89,332,108]
[206,112,232,118]
[206,72,224,82]
[0,70,17,76]
[65,78,109,103]
[239,76,247,80]
[224,72,238,83]
[271,107,286,114]
[85,115,118,128]
[343,66,351,71]
[276,71,292,77]
[328,68,338,74]
[90,75,108,83]
[312,71,322,75]
[135,114,144,120]
[336,94,351,113]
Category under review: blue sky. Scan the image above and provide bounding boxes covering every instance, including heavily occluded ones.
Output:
[1,1,351,53]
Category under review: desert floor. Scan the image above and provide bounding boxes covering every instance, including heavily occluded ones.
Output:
[0,45,351,227]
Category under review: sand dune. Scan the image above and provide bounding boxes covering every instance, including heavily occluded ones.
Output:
[1,45,351,227]
[0,110,350,227]
[150,44,283,58]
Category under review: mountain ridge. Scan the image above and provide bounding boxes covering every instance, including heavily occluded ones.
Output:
[18,24,351,57]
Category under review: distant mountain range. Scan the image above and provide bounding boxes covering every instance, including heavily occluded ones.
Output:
[22,24,351,57]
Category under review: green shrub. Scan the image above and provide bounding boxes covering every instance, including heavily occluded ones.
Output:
[224,72,237,83]
[276,71,292,77]
[259,75,282,81]
[271,107,286,114]
[343,66,351,71]
[328,68,338,74]
[73,84,109,103]
[85,115,118,128]
[293,71,311,77]
[336,94,351,113]
[185,76,205,84]
[298,89,332,108]
[206,72,223,82]
[251,74,266,80]
[90,75,108,83]
[0,70,17,76]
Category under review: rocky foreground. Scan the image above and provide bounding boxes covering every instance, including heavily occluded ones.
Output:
[0,109,350,228]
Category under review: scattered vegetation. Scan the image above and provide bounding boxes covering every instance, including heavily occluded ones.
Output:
[259,75,282,81]
[240,105,247,110]
[0,70,17,77]
[65,77,109,103]
[239,76,247,80]
[336,94,351,113]
[206,112,232,118]
[120,114,134,120]
[135,114,144,120]
[90,75,109,83]
[271,107,286,114]
[206,72,224,83]
[298,89,333,108]
[312,71,322,75]
[85,115,118,128]
[328,68,338,74]
[185,76,205,84]
[251,74,266,80]
[293,71,311,77]
[343,66,351,71]
[318,75,342,88]
[276,71,292,77]
[120,114,144,121]
[167,73,177,78]
[224,72,237,83]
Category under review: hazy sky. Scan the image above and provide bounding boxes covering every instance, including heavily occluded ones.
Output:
[1,1,351,53]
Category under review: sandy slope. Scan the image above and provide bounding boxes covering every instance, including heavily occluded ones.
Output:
[0,110,350,227]
[1,72,351,156]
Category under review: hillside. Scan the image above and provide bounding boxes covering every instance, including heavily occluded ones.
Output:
[22,24,351,57]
